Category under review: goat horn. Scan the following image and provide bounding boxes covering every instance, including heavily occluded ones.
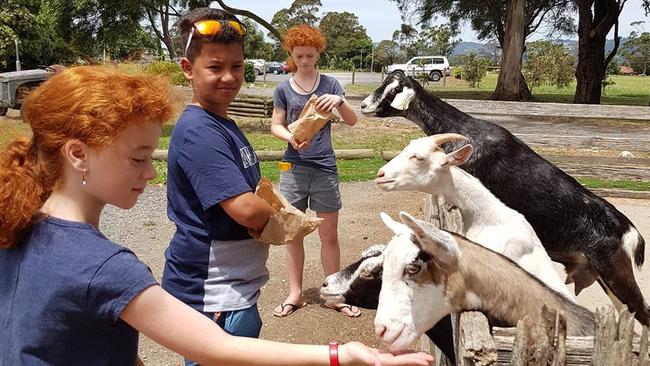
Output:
[431,133,469,147]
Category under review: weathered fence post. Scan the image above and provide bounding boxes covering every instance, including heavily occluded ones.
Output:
[511,306,566,366]
[593,306,648,366]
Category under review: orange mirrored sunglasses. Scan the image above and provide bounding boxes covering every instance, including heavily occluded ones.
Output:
[184,20,247,56]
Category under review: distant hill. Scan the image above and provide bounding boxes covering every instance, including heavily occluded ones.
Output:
[452,41,486,55]
[452,37,628,57]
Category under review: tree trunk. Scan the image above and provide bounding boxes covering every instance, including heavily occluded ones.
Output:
[574,36,605,104]
[491,0,532,101]
[574,0,622,104]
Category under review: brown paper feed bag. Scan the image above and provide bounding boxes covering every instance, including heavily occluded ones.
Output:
[249,178,323,245]
[288,94,338,142]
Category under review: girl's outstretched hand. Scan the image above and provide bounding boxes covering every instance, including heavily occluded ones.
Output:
[339,341,434,366]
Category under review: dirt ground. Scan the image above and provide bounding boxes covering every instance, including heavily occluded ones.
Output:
[102,184,650,366]
[101,182,424,365]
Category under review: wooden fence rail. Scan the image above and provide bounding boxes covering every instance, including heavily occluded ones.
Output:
[422,195,650,365]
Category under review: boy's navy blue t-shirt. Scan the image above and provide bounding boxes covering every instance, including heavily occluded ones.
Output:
[163,105,268,311]
[0,217,157,365]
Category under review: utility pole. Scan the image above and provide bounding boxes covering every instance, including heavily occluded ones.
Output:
[15,38,21,71]
[370,42,377,73]
[360,49,363,70]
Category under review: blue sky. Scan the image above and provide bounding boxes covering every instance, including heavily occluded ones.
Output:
[216,0,648,43]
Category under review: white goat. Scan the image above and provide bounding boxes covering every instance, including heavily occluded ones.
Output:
[375,212,594,353]
[376,133,575,301]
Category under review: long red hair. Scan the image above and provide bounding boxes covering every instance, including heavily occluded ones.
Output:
[282,24,326,73]
[0,66,180,248]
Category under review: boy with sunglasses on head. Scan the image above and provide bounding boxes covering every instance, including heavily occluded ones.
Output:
[162,8,277,364]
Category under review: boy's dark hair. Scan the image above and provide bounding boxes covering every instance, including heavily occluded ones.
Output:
[180,8,245,62]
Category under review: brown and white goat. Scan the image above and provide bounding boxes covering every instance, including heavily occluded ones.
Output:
[376,133,575,301]
[374,212,595,353]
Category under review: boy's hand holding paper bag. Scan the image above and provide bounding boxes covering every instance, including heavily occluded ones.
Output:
[288,94,340,143]
[249,178,323,245]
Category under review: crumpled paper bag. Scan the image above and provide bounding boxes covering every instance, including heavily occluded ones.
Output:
[249,178,323,245]
[288,94,339,142]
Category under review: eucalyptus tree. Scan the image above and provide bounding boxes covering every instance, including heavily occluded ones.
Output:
[391,0,574,101]
[572,0,649,103]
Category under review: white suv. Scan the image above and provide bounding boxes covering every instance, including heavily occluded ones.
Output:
[244,59,267,75]
[385,56,450,82]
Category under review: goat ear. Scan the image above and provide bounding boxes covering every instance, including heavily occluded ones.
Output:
[389,87,416,110]
[380,212,410,235]
[398,211,459,272]
[441,144,473,167]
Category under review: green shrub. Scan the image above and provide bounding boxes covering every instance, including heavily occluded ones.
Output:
[453,66,463,79]
[244,63,256,82]
[144,61,187,85]
[523,40,575,90]
[460,53,489,87]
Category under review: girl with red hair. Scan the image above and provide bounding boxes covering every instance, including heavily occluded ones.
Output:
[271,24,360,317]
[0,66,433,366]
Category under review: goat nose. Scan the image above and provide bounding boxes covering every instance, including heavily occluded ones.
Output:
[376,170,385,178]
[322,279,328,287]
[360,102,367,109]
[375,324,387,339]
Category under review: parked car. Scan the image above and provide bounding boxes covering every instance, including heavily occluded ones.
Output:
[281,61,291,74]
[244,59,266,75]
[266,61,286,74]
[385,56,451,82]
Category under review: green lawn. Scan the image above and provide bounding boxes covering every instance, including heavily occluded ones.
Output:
[1,121,647,191]
[346,73,650,106]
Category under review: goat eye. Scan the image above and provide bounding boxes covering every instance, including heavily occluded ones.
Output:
[410,154,424,162]
[360,270,374,279]
[405,263,422,275]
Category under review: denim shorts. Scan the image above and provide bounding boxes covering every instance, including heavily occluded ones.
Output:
[279,163,342,212]
[184,304,262,366]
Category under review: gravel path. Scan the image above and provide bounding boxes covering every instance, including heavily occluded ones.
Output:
[100,182,425,365]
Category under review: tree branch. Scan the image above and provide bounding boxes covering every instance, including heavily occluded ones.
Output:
[590,0,625,38]
[604,16,620,68]
[212,0,282,41]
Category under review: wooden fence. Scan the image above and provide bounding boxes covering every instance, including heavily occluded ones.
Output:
[421,195,650,365]
[227,94,273,118]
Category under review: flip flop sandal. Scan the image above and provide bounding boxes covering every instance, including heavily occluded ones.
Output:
[272,301,307,317]
[324,303,362,317]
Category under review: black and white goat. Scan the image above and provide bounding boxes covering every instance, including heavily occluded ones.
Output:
[320,245,457,364]
[360,72,648,325]
[375,212,595,353]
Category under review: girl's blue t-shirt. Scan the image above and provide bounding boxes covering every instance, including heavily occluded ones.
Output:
[273,74,344,173]
[0,216,157,365]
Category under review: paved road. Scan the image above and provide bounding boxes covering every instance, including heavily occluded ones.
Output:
[255,71,384,85]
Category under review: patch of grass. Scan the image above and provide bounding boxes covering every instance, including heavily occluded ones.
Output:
[0,121,31,149]
[151,160,168,185]
[158,124,175,149]
[335,157,386,182]
[156,155,650,191]
[260,158,386,183]
[577,177,650,192]
[346,74,650,106]
[247,134,288,151]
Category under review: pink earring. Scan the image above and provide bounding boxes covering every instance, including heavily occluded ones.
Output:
[82,169,87,185]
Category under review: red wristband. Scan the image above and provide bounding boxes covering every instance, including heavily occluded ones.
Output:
[329,340,340,366]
